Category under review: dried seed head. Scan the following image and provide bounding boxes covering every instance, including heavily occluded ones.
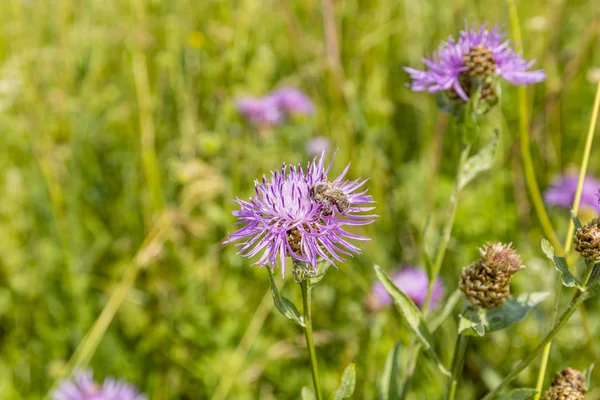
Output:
[544,368,586,400]
[463,45,497,78]
[551,368,586,394]
[543,385,585,400]
[479,242,524,280]
[574,217,600,260]
[459,260,510,309]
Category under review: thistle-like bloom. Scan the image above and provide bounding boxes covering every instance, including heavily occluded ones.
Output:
[52,370,146,400]
[368,267,444,311]
[225,153,376,274]
[544,174,600,214]
[306,136,332,157]
[405,24,545,102]
[271,87,315,116]
[236,96,283,126]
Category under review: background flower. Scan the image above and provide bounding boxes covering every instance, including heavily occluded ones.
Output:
[368,267,444,310]
[306,136,332,157]
[52,370,146,400]
[404,24,546,101]
[236,96,283,126]
[270,87,315,116]
[544,174,600,214]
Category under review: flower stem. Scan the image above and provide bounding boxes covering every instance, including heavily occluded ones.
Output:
[482,264,595,400]
[400,143,471,398]
[532,78,600,400]
[447,334,469,400]
[301,278,323,400]
[507,0,563,253]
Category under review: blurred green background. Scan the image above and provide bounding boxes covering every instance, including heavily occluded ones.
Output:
[0,0,599,398]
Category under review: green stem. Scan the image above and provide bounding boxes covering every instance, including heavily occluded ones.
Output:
[532,73,600,400]
[483,265,595,400]
[301,278,323,400]
[400,143,471,398]
[447,334,469,400]
[507,0,563,252]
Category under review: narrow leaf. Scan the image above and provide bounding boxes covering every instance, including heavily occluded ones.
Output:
[302,387,317,400]
[459,130,499,189]
[429,289,462,332]
[571,210,583,231]
[486,292,549,332]
[497,388,537,400]
[379,341,402,400]
[584,363,595,391]
[540,239,581,288]
[374,265,450,376]
[332,363,356,400]
[267,268,305,327]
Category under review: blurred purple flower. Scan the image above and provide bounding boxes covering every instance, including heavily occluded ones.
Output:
[271,87,315,116]
[225,153,376,275]
[405,24,545,101]
[369,267,444,310]
[52,370,146,400]
[544,174,600,214]
[306,137,332,157]
[236,96,283,126]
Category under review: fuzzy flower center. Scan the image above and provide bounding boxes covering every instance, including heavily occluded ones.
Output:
[287,223,316,254]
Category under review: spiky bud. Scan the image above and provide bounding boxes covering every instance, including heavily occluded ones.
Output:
[543,368,586,400]
[459,242,524,309]
[574,217,600,260]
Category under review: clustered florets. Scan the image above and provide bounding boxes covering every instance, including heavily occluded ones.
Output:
[459,242,524,309]
[543,368,586,400]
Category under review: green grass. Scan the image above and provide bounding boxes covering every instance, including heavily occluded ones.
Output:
[0,0,599,398]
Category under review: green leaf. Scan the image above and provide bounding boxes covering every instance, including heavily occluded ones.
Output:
[429,289,462,333]
[584,363,595,390]
[458,306,486,337]
[331,363,356,400]
[374,265,450,376]
[310,259,331,285]
[301,387,317,400]
[379,341,402,400]
[571,210,583,231]
[458,293,548,335]
[267,268,305,327]
[459,130,499,189]
[485,292,549,332]
[540,239,581,288]
[497,388,537,400]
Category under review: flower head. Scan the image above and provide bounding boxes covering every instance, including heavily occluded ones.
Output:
[225,153,376,275]
[306,136,332,157]
[271,87,315,116]
[368,267,443,311]
[405,24,545,105]
[544,174,600,214]
[236,96,283,126]
[52,370,146,400]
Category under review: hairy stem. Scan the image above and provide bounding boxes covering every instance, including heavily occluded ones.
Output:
[301,278,323,400]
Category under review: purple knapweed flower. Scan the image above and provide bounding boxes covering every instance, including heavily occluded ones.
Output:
[367,267,444,312]
[405,24,545,103]
[236,96,283,126]
[270,87,315,116]
[544,174,600,214]
[52,370,146,400]
[225,153,376,275]
[306,136,332,157]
